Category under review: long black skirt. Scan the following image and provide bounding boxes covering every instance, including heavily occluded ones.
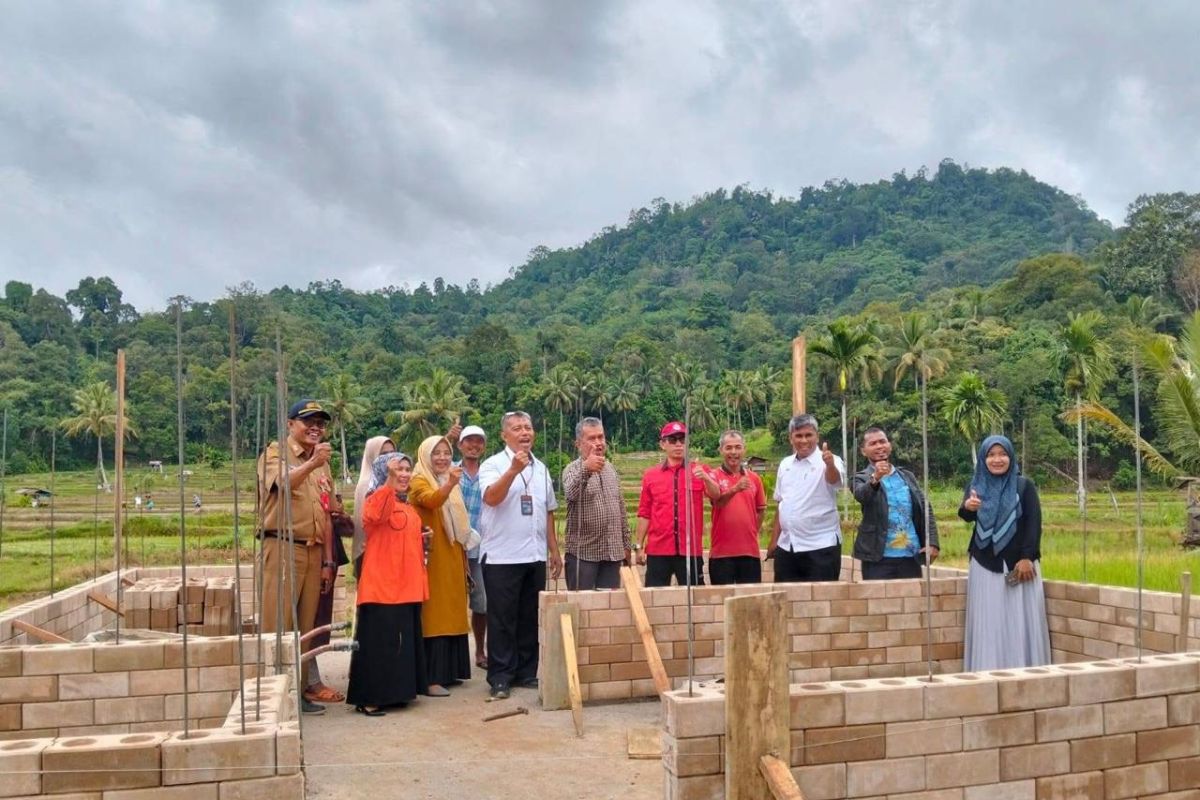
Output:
[346,602,427,707]
[424,634,472,686]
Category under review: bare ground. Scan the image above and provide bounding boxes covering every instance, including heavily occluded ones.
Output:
[302,651,664,800]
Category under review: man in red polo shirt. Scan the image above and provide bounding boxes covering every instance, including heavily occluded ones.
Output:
[695,429,766,584]
[635,421,706,587]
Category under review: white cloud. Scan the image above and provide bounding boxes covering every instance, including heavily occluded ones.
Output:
[0,0,1196,310]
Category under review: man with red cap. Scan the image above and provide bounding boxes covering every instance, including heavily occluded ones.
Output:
[635,421,706,587]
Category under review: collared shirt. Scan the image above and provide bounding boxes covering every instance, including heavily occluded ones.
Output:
[773,450,845,553]
[562,458,631,563]
[708,464,767,559]
[257,438,333,546]
[637,461,705,557]
[479,447,558,564]
[456,460,483,560]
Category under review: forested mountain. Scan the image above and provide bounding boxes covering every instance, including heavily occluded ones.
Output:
[2,160,1198,486]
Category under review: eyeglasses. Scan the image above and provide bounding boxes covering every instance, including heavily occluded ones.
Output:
[295,418,328,430]
[662,434,686,444]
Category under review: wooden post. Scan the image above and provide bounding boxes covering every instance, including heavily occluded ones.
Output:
[758,755,806,800]
[791,336,806,415]
[1181,571,1193,652]
[561,613,583,737]
[540,601,579,710]
[725,592,789,800]
[621,565,671,694]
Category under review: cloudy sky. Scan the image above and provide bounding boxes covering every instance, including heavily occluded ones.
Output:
[1,0,1197,310]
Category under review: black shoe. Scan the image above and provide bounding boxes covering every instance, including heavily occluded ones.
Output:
[354,705,386,717]
[515,677,539,689]
[489,683,511,700]
[302,698,326,715]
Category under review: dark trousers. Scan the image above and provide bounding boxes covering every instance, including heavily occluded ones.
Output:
[861,555,923,580]
[482,559,545,688]
[564,554,622,590]
[708,556,762,585]
[644,555,705,588]
[774,544,842,582]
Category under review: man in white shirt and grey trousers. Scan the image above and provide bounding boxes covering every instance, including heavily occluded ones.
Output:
[767,414,847,582]
[479,411,564,700]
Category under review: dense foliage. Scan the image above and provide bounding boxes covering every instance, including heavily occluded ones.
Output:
[2,161,1198,489]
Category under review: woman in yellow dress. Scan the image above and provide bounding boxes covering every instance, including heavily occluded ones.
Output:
[409,435,474,695]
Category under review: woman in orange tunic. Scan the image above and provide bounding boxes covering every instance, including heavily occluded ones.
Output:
[346,452,429,715]
[409,435,474,695]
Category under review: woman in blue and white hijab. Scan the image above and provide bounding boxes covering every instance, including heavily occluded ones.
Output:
[958,435,1050,671]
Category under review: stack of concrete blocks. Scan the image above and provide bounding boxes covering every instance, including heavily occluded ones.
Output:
[663,653,1200,799]
[539,577,968,703]
[0,635,302,799]
[122,577,235,636]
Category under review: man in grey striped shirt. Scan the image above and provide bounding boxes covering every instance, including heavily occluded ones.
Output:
[562,417,632,590]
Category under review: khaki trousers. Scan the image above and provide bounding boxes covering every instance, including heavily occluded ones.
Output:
[259,537,323,686]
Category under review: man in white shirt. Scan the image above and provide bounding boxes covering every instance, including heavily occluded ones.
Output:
[479,411,563,700]
[767,414,846,582]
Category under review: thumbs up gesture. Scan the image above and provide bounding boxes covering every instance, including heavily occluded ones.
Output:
[820,441,835,467]
[964,487,982,512]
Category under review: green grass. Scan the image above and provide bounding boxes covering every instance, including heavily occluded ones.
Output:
[2,454,1199,609]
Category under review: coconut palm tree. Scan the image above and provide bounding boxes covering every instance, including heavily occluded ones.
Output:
[390,368,472,448]
[1058,311,1114,516]
[321,373,368,485]
[810,319,882,517]
[668,356,703,405]
[611,374,640,447]
[940,372,1007,465]
[591,376,614,429]
[540,365,575,455]
[752,365,781,427]
[888,312,950,485]
[61,381,136,490]
[688,383,721,432]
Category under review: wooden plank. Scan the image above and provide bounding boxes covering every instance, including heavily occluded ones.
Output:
[561,612,583,737]
[1181,571,1193,652]
[759,755,805,800]
[13,620,70,643]
[621,565,671,694]
[725,591,789,800]
[791,335,806,415]
[627,726,662,760]
[539,601,579,710]
[87,589,125,616]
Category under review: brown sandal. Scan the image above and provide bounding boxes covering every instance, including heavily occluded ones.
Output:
[304,683,346,703]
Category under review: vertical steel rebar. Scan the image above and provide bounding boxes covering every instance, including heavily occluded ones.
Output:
[114,350,126,645]
[175,301,191,737]
[254,393,264,719]
[1133,349,1145,661]
[921,372,934,679]
[682,398,695,696]
[49,429,57,596]
[229,306,248,734]
[275,330,305,736]
[273,386,286,675]
[0,408,7,559]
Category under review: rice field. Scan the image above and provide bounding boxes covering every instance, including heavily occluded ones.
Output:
[2,454,1198,611]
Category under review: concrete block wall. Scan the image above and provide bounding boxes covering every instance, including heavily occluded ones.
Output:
[0,635,291,741]
[539,575,967,702]
[2,565,355,646]
[663,653,1200,799]
[0,648,301,800]
[1043,580,1192,662]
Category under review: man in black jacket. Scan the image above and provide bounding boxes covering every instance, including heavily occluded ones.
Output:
[850,427,939,579]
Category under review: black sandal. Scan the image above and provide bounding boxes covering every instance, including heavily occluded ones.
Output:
[355,705,386,717]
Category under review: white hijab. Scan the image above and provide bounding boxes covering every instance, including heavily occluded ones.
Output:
[352,436,393,561]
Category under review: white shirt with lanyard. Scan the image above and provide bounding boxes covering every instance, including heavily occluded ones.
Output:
[479,446,558,564]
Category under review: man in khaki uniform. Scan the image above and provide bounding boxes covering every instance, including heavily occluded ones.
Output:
[258,398,339,714]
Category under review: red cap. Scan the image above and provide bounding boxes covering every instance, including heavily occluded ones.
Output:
[660,421,687,438]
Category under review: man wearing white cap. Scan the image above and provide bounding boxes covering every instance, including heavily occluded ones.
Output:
[456,424,489,668]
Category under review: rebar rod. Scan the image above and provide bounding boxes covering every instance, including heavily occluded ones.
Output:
[175,301,191,737]
[921,372,933,679]
[1134,351,1145,660]
[275,329,305,736]
[229,305,247,734]
[49,429,56,596]
[114,349,125,645]
[0,407,7,559]
[254,393,264,719]
[682,398,695,696]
